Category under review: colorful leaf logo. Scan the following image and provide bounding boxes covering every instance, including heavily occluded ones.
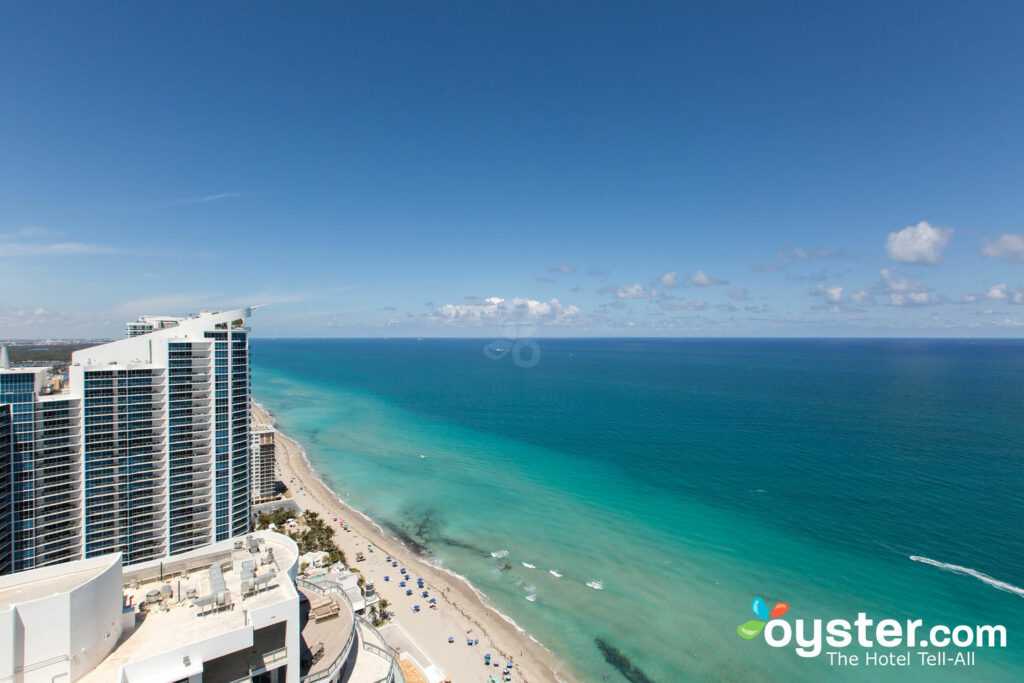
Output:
[737,619,765,639]
[737,597,789,639]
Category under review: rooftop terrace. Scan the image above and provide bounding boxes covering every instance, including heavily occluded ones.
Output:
[81,532,298,683]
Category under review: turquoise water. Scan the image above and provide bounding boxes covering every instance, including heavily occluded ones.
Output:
[252,339,1024,681]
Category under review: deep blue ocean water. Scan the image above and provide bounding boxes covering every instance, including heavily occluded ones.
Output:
[252,338,1024,681]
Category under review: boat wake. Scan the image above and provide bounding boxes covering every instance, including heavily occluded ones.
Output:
[490,549,509,559]
[910,556,1024,598]
[549,570,562,578]
[522,562,536,569]
[586,580,604,590]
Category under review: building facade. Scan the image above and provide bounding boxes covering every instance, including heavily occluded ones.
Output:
[0,307,255,574]
[251,425,276,504]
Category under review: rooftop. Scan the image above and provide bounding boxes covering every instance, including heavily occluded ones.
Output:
[0,554,116,610]
[81,531,298,683]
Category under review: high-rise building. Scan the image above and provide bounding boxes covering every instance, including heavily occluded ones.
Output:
[251,424,276,504]
[0,401,12,575]
[0,366,82,573]
[0,307,255,574]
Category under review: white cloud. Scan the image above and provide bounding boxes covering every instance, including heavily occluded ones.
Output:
[885,221,952,264]
[753,246,849,271]
[0,225,66,239]
[660,300,706,311]
[429,297,581,325]
[880,268,932,306]
[188,192,242,204]
[985,284,1024,304]
[815,284,844,303]
[727,289,748,301]
[0,241,121,256]
[981,234,1024,263]
[986,284,1009,300]
[850,289,873,305]
[616,283,652,299]
[0,306,88,331]
[690,270,728,287]
[548,264,576,273]
[659,270,680,288]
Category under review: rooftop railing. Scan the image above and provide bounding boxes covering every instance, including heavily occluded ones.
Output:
[296,576,404,683]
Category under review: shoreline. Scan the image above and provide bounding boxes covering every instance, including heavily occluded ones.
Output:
[252,401,572,683]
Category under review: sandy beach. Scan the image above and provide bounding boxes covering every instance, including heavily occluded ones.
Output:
[252,402,571,683]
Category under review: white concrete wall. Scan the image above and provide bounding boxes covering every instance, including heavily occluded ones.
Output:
[68,557,124,680]
[0,554,121,683]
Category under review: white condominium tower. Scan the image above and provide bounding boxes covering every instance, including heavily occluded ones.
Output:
[0,307,256,574]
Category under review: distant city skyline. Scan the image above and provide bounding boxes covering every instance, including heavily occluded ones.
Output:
[2,2,1023,338]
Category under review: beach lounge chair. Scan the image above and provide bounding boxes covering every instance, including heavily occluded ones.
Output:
[310,598,340,622]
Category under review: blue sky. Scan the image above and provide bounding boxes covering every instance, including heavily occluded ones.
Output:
[1,1,1023,338]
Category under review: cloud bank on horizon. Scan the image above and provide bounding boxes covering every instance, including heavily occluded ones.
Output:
[5,219,1024,338]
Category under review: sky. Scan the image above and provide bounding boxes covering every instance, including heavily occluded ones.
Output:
[1,1,1023,338]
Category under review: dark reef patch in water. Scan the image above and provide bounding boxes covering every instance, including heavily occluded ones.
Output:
[595,638,655,683]
[438,534,487,554]
[380,519,429,556]
[389,505,490,557]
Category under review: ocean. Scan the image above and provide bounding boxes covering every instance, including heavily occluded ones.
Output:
[251,338,1024,681]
